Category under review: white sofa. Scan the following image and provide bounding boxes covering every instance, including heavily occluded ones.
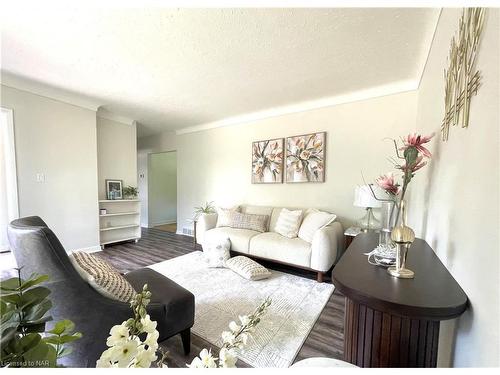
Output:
[196,205,344,282]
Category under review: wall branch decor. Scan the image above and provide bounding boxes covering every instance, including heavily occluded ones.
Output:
[441,8,486,142]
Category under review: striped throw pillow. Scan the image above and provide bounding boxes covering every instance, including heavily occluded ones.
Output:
[274,208,303,238]
[226,256,272,280]
[69,251,136,303]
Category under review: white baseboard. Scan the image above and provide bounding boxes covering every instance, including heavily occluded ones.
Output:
[150,220,176,228]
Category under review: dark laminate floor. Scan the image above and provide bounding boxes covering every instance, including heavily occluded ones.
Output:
[96,227,345,368]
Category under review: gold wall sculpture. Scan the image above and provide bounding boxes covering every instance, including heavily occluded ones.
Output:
[442,8,486,142]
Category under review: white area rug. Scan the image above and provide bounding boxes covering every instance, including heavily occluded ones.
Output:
[148,251,334,368]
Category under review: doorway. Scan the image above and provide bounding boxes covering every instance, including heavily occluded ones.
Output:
[148,151,177,233]
[0,107,19,252]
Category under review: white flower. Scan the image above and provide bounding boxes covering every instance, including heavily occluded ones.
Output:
[218,348,237,368]
[97,346,122,367]
[188,357,204,368]
[229,321,240,333]
[96,358,116,368]
[96,347,119,368]
[115,339,140,367]
[239,315,251,326]
[188,349,217,368]
[145,329,159,350]
[140,314,158,334]
[240,333,248,345]
[106,323,129,347]
[221,331,235,345]
[133,346,157,368]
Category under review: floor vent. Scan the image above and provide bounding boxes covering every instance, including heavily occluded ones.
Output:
[182,227,194,236]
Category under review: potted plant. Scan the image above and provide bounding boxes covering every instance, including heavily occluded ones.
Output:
[0,270,82,367]
[122,186,139,199]
[193,201,216,220]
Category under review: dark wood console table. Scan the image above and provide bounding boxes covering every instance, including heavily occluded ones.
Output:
[332,233,468,367]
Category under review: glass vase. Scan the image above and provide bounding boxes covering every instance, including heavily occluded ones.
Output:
[378,200,397,247]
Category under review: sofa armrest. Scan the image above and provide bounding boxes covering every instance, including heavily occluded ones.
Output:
[310,221,344,272]
[196,213,218,244]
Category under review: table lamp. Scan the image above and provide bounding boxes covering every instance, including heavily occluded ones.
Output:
[354,184,382,232]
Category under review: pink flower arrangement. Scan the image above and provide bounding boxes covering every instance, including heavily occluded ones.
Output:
[399,133,434,158]
[375,132,434,203]
[375,173,400,196]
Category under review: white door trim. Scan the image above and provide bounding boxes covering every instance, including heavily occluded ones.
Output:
[1,107,19,221]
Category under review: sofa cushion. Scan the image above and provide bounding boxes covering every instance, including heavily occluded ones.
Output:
[204,227,261,253]
[249,232,312,268]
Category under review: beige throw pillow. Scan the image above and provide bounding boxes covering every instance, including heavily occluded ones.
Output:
[298,209,337,243]
[230,212,269,232]
[226,256,272,280]
[69,251,136,303]
[216,207,240,228]
[217,209,269,233]
[274,208,303,238]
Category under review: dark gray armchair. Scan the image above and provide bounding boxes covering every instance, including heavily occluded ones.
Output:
[7,216,195,367]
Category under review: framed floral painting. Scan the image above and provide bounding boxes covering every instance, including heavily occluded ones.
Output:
[251,138,284,184]
[286,132,326,183]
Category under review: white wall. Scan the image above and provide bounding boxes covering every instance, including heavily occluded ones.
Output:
[148,151,177,226]
[138,91,418,233]
[409,9,499,367]
[96,116,137,199]
[0,85,100,251]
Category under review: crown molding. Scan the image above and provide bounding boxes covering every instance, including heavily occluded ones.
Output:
[1,71,101,111]
[96,108,136,126]
[175,79,419,135]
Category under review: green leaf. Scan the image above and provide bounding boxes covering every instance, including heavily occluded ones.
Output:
[0,326,17,347]
[0,299,6,311]
[1,318,20,334]
[0,278,22,291]
[57,346,72,358]
[19,275,49,290]
[24,299,52,321]
[44,332,82,345]
[1,307,18,324]
[24,315,52,326]
[47,319,74,335]
[19,286,51,309]
[23,341,53,367]
[1,293,21,305]
[18,332,42,352]
[41,335,61,345]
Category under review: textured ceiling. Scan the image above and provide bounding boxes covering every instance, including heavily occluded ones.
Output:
[0,8,439,137]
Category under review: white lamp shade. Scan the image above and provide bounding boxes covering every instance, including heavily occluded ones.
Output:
[353,185,383,208]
